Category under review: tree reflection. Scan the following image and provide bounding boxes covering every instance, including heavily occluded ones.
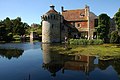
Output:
[99,59,120,75]
[0,49,24,59]
[41,43,120,80]
[42,44,95,76]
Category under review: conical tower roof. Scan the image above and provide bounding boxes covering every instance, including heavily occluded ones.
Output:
[46,5,58,14]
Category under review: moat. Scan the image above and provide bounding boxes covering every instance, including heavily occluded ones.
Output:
[0,42,120,80]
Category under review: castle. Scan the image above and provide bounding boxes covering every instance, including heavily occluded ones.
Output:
[41,5,98,43]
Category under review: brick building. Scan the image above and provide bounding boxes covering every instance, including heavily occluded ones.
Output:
[62,5,98,39]
[41,5,98,43]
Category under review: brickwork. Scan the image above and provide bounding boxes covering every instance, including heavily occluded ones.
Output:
[41,5,98,43]
[62,9,87,21]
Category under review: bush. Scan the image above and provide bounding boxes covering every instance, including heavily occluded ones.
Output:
[110,31,119,43]
[3,33,13,42]
[69,39,103,45]
[93,39,103,45]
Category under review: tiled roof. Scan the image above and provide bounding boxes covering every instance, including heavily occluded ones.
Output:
[62,9,87,21]
[46,9,58,14]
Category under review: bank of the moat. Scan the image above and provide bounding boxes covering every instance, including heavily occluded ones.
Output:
[45,43,120,60]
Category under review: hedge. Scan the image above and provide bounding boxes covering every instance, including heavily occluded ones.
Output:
[69,39,103,45]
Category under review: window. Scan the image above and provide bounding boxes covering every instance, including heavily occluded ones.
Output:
[94,19,98,27]
[80,13,85,17]
[52,24,54,28]
[48,16,50,19]
[77,24,81,27]
[51,15,53,19]
[54,15,55,19]
[73,22,75,27]
[62,26,64,30]
[45,16,47,20]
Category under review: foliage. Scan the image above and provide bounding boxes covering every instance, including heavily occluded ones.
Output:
[110,31,120,43]
[0,17,30,42]
[0,48,23,59]
[69,39,103,45]
[96,14,110,43]
[114,8,120,30]
[11,17,29,35]
[26,23,42,35]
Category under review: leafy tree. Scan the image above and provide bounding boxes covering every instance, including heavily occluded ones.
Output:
[0,24,6,40]
[96,14,110,42]
[0,17,29,42]
[0,18,13,42]
[16,17,21,22]
[114,8,120,30]
[3,17,13,34]
[27,23,42,35]
[12,17,22,35]
[110,31,119,43]
[37,26,42,35]
[18,22,29,35]
[11,17,29,35]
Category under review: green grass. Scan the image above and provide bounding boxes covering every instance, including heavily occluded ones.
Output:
[73,45,120,60]
[69,39,103,45]
[50,44,120,60]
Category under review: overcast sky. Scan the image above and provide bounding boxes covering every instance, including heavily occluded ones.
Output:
[0,0,120,25]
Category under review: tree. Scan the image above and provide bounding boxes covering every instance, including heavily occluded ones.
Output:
[0,18,13,42]
[0,24,6,40]
[0,17,29,42]
[12,17,22,35]
[114,8,120,37]
[96,14,110,42]
[12,17,29,35]
[114,8,120,30]
[4,17,13,33]
[28,23,42,35]
[110,31,119,43]
[16,17,21,22]
[18,22,29,35]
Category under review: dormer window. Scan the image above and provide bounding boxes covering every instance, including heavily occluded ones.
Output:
[80,13,85,17]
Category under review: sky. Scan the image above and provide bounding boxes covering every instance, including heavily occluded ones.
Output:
[0,0,120,25]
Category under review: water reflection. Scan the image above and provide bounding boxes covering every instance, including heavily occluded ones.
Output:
[99,59,120,75]
[0,42,40,50]
[42,44,120,80]
[0,49,24,59]
[0,43,119,80]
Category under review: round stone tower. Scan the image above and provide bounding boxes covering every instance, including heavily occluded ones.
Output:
[41,5,61,43]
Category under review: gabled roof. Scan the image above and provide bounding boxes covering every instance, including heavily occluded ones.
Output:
[46,9,58,14]
[46,5,58,14]
[62,9,87,21]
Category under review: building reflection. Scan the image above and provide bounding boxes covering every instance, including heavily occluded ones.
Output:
[42,44,120,80]
[42,44,64,76]
[42,43,96,76]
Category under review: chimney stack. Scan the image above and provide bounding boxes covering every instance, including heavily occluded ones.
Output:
[61,6,64,12]
[50,5,55,10]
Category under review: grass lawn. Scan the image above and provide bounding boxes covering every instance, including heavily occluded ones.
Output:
[50,44,120,60]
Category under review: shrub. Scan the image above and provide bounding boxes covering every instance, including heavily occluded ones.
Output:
[3,33,13,42]
[110,31,119,43]
[69,39,103,45]
[93,39,103,45]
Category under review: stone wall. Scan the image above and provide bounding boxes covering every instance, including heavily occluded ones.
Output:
[42,13,61,43]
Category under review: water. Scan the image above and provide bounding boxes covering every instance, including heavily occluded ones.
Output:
[0,42,120,80]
